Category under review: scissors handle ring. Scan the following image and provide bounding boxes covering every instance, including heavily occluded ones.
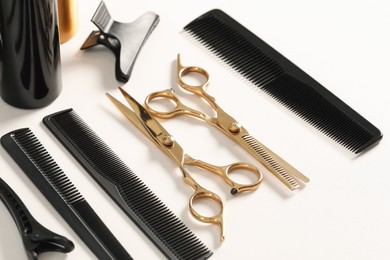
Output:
[177,54,219,110]
[189,188,225,242]
[184,156,263,195]
[145,89,179,118]
[224,162,263,194]
[178,64,210,94]
[145,89,202,119]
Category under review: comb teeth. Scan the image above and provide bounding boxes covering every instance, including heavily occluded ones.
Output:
[184,14,284,86]
[9,129,85,205]
[43,109,212,260]
[263,74,375,152]
[1,128,133,260]
[184,9,382,153]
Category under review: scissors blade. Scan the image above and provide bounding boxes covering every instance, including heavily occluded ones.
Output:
[106,92,157,144]
[118,87,170,140]
[239,132,310,189]
[215,108,309,190]
[107,88,186,166]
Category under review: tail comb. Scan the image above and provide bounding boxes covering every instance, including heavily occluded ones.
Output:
[183,9,382,153]
[43,109,213,260]
[1,128,133,260]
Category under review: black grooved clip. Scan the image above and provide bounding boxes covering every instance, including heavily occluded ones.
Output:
[0,177,74,260]
[81,1,159,83]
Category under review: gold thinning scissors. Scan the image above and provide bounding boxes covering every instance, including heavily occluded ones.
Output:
[144,54,310,190]
[106,87,263,242]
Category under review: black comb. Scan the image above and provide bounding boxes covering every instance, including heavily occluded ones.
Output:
[183,9,382,153]
[1,128,133,260]
[43,109,213,260]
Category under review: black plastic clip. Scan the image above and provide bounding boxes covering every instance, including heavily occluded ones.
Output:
[81,1,159,83]
[0,178,74,260]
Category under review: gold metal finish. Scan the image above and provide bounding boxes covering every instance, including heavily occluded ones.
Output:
[229,122,242,133]
[106,87,263,242]
[162,135,175,146]
[143,54,310,190]
[57,0,79,43]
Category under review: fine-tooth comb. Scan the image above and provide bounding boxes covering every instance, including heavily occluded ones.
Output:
[43,109,213,260]
[183,9,382,153]
[0,177,74,260]
[1,128,133,260]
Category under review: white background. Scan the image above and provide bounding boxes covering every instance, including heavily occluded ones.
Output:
[1,0,389,259]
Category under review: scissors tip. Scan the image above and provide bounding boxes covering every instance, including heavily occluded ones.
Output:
[105,92,115,102]
[117,87,139,105]
[105,92,122,105]
[118,86,126,94]
[105,92,129,114]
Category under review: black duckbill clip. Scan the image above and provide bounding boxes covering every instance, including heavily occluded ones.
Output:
[81,1,159,83]
[0,177,74,260]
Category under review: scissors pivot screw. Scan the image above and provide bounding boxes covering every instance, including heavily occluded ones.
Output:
[163,135,175,146]
[229,122,242,133]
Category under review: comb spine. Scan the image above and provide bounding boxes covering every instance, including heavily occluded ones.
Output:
[183,9,382,153]
[43,109,213,260]
[43,110,176,259]
[0,128,133,260]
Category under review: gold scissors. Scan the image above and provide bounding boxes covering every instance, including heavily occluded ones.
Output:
[144,54,309,190]
[106,87,263,242]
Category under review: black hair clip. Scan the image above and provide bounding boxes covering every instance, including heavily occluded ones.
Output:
[0,177,74,260]
[81,1,159,83]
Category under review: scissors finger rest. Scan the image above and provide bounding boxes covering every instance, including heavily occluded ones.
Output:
[183,155,263,195]
[189,188,225,242]
[182,170,225,242]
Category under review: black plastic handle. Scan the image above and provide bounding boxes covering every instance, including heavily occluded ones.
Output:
[0,177,74,260]
[0,8,3,72]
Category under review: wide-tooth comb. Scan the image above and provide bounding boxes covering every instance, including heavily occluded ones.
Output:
[0,128,133,260]
[43,109,213,260]
[183,9,382,153]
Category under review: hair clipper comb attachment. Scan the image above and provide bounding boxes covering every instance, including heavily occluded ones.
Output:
[183,9,382,154]
[43,109,213,260]
[1,128,133,260]
[81,1,159,82]
[0,177,74,260]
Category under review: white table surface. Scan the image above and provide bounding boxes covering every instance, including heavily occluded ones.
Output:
[1,0,389,259]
